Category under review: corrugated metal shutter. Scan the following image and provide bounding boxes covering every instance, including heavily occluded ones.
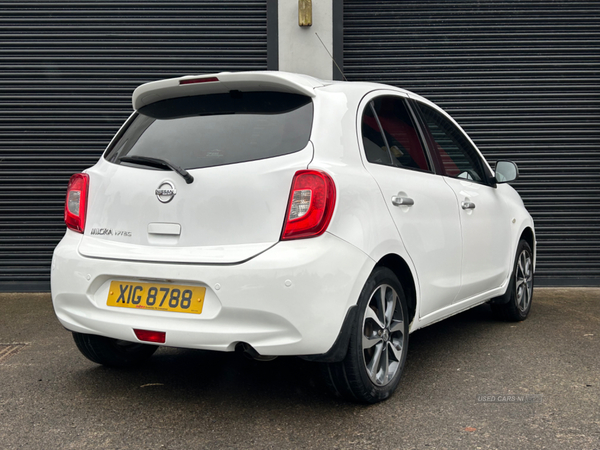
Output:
[343,0,600,286]
[0,0,268,291]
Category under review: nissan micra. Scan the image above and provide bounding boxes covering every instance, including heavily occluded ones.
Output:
[52,71,535,403]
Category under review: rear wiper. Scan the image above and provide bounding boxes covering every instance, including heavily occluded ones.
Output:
[119,155,194,184]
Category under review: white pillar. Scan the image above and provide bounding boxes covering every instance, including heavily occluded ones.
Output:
[278,0,333,80]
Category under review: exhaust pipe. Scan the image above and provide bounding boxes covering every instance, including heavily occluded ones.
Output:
[236,343,278,362]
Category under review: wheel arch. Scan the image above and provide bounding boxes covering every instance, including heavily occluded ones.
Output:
[520,226,536,269]
[301,252,418,363]
[374,253,417,327]
[491,227,536,305]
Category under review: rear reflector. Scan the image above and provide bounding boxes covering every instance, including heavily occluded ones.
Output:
[179,76,219,85]
[64,173,89,233]
[134,329,166,344]
[281,170,336,240]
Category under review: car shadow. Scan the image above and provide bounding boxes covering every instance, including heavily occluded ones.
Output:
[67,303,515,410]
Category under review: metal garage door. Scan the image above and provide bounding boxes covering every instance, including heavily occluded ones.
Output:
[0,0,269,291]
[343,0,600,286]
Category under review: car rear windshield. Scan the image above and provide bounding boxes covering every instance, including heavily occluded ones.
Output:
[104,91,313,170]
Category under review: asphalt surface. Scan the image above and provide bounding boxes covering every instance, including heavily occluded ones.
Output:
[0,288,598,450]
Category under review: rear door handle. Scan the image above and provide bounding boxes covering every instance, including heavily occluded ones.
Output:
[461,201,476,210]
[392,196,414,207]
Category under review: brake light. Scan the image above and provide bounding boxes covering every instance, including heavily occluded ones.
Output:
[64,173,89,233]
[179,76,219,85]
[281,170,336,240]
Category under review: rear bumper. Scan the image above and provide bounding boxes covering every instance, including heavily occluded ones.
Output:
[51,230,374,357]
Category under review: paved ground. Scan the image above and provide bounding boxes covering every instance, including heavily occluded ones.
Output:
[0,288,598,450]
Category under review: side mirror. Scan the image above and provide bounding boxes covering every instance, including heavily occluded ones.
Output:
[494,160,519,183]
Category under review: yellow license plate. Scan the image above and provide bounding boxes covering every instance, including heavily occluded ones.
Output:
[107,281,206,314]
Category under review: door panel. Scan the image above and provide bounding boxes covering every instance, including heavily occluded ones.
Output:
[443,177,513,300]
[367,164,463,317]
[413,99,513,301]
[359,94,463,318]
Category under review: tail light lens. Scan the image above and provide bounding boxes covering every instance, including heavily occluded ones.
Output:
[281,170,336,240]
[65,173,89,233]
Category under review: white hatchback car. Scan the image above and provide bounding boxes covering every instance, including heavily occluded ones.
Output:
[52,71,535,403]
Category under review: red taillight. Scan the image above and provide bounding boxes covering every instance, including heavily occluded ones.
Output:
[64,173,89,233]
[134,329,166,344]
[281,170,336,240]
[179,76,219,85]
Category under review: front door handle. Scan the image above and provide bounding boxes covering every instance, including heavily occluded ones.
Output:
[461,201,476,210]
[392,196,415,207]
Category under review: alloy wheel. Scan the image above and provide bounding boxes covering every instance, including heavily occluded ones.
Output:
[362,284,405,386]
[515,249,533,312]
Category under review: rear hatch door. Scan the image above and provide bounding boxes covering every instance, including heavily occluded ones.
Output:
[78,88,314,264]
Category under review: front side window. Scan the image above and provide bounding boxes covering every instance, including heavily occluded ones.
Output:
[105,91,313,170]
[415,101,487,182]
[361,96,431,172]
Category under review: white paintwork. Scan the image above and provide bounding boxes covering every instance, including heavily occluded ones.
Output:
[53,230,374,356]
[80,144,313,264]
[278,0,334,80]
[147,223,181,236]
[52,71,536,357]
[78,237,277,265]
[443,177,514,300]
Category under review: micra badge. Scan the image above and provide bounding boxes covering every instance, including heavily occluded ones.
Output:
[90,228,132,237]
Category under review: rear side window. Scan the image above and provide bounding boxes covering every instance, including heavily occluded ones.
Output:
[105,91,313,170]
[361,96,431,172]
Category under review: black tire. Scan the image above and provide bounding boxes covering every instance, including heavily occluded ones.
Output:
[323,267,409,403]
[72,332,158,368]
[492,240,534,322]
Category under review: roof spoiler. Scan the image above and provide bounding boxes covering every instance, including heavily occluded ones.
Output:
[132,71,323,111]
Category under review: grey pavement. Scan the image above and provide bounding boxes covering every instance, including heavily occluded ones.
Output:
[0,288,598,450]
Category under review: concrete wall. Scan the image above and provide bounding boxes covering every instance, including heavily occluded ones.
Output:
[277,0,333,80]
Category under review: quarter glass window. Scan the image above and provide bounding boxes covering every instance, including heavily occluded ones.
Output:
[361,103,392,165]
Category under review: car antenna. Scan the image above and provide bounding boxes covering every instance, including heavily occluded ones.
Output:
[315,32,348,81]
